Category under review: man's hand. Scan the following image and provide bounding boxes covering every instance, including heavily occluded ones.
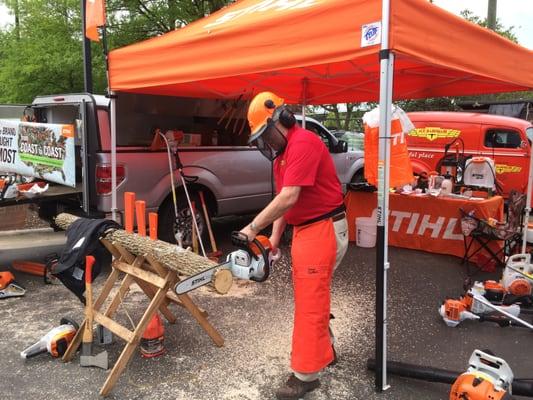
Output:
[240,224,258,242]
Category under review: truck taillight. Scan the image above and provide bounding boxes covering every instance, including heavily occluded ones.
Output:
[96,164,126,195]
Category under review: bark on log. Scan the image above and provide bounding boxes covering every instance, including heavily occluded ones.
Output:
[54,213,232,294]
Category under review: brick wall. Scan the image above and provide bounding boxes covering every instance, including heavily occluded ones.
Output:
[0,205,28,231]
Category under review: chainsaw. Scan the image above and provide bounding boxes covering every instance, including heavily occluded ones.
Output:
[450,350,514,400]
[0,271,26,299]
[175,232,280,295]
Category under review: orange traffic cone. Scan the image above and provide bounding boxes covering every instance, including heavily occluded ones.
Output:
[140,313,165,358]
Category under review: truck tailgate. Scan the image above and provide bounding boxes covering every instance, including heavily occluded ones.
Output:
[0,182,82,207]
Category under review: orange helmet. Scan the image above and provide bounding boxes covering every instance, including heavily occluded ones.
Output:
[247,92,285,142]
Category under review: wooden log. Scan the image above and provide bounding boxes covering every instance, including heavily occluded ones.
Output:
[54,213,232,294]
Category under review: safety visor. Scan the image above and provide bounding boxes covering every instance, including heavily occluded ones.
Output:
[249,123,286,162]
[248,118,271,144]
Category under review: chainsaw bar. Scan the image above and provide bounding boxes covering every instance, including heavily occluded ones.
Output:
[174,261,230,295]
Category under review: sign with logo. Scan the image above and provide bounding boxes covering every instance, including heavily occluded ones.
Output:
[495,164,522,174]
[204,0,321,29]
[409,127,461,141]
[361,22,381,47]
[0,120,76,187]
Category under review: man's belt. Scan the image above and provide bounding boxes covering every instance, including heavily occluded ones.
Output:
[297,204,346,227]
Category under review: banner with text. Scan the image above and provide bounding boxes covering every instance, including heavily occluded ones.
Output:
[0,120,76,187]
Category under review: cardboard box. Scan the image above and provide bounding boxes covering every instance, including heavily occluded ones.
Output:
[180,133,202,146]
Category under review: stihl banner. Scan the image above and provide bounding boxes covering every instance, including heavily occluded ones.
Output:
[345,191,504,260]
[0,120,76,187]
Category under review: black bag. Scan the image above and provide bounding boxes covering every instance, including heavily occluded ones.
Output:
[51,218,119,304]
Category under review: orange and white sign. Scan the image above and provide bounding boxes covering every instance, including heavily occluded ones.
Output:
[345,191,504,259]
[0,120,76,187]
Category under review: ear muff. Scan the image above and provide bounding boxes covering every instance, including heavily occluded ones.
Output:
[272,105,296,129]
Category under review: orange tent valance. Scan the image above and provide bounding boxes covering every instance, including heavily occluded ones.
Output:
[108,0,533,103]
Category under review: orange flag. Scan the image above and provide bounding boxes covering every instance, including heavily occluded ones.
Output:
[85,0,106,42]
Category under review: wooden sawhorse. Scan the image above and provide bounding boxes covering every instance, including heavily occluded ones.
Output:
[62,239,224,396]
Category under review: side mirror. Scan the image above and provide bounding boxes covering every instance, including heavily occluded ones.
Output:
[333,140,348,153]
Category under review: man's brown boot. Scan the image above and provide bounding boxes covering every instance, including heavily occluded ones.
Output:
[275,374,320,400]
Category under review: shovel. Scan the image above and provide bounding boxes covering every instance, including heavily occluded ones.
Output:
[80,255,108,370]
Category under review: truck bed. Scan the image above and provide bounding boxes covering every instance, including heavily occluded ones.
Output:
[0,183,82,207]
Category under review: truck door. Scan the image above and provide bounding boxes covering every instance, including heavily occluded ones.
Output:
[480,125,529,196]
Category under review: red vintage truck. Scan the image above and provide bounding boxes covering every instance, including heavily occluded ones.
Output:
[406,112,533,198]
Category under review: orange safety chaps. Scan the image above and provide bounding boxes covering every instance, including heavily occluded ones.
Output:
[290,218,336,373]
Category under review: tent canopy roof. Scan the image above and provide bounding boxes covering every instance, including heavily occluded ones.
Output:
[109,0,533,104]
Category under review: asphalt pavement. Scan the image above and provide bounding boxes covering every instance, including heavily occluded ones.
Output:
[1,216,532,400]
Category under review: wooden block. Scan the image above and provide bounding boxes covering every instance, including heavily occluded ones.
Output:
[135,200,146,237]
[93,311,135,343]
[149,212,158,240]
[124,192,136,233]
[113,261,166,289]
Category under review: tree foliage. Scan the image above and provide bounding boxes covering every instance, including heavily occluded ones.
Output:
[0,0,232,103]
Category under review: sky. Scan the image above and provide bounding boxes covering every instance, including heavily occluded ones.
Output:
[0,0,531,48]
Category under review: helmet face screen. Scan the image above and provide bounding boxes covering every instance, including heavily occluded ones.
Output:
[252,124,287,162]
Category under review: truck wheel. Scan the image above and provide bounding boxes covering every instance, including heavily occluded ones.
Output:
[350,169,366,184]
[158,193,208,250]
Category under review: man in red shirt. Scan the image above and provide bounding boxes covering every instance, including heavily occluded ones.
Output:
[240,92,348,399]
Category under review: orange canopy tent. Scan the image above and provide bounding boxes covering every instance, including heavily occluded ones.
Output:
[109,0,532,103]
[106,0,533,392]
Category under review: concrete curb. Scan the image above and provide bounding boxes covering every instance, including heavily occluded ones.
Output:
[0,228,54,237]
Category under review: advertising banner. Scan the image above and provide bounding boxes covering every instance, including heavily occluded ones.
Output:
[0,119,76,187]
[345,191,504,260]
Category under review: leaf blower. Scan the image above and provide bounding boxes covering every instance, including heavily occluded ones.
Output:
[20,318,78,359]
[368,349,533,399]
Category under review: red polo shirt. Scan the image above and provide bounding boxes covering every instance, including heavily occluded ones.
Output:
[274,125,343,226]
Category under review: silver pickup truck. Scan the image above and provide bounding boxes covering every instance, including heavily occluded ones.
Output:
[5,93,363,244]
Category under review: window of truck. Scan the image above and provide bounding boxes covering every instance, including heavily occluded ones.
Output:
[115,93,250,147]
[304,121,332,150]
[526,127,533,143]
[484,129,522,149]
[97,108,110,151]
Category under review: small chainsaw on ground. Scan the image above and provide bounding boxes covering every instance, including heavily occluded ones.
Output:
[175,232,280,295]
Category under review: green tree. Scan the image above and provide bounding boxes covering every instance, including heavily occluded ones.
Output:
[460,9,517,43]
[0,0,233,103]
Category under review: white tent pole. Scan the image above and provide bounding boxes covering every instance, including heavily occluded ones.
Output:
[521,144,533,253]
[301,78,308,128]
[375,0,392,392]
[110,92,118,222]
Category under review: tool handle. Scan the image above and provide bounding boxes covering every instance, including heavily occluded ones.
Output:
[85,256,95,284]
[200,191,218,253]
[83,256,95,344]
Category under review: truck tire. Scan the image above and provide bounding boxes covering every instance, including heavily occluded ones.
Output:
[350,169,366,184]
[158,192,208,250]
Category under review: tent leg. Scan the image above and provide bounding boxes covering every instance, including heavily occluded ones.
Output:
[110,92,118,222]
[375,52,394,394]
[522,145,533,253]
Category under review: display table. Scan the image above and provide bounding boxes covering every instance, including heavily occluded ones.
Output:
[344,191,504,259]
